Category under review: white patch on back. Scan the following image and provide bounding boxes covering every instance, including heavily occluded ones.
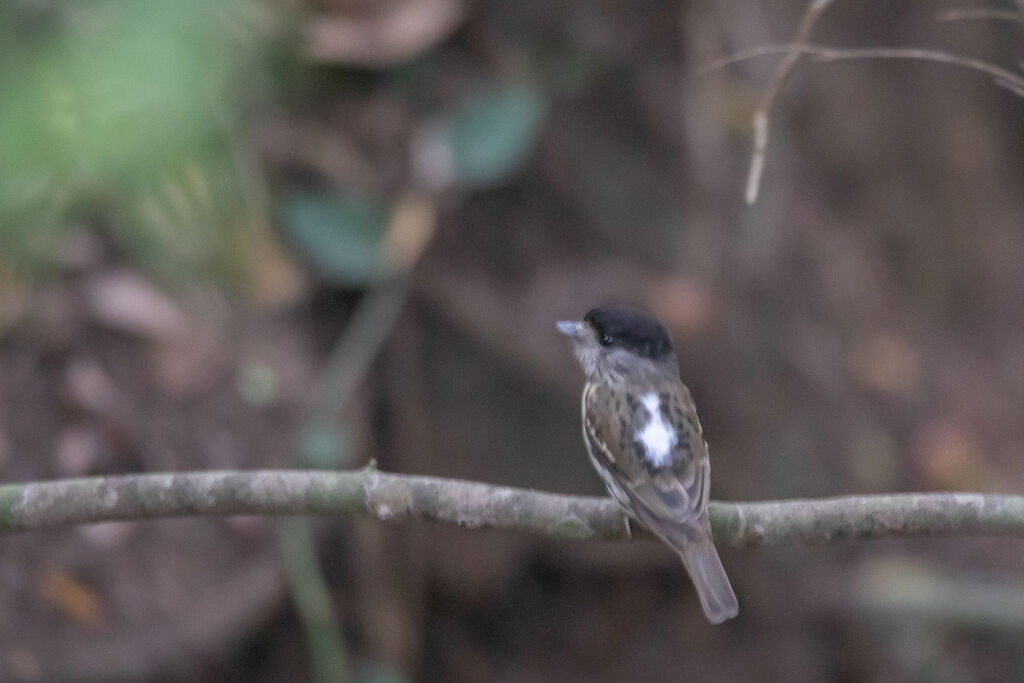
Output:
[635,392,677,467]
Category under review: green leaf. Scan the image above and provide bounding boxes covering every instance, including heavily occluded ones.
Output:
[445,85,547,189]
[237,362,279,407]
[279,192,391,285]
[359,664,408,683]
[298,422,349,469]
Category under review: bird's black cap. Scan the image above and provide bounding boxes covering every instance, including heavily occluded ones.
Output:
[584,307,673,360]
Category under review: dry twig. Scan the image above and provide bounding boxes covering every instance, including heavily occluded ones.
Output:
[704,0,1024,203]
[935,8,1024,25]
[701,44,1024,98]
[741,0,835,205]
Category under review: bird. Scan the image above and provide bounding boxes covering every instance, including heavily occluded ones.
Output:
[557,306,738,624]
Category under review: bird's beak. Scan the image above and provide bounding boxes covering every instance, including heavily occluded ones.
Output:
[556,320,585,338]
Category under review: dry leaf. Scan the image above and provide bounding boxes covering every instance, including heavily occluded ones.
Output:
[38,567,105,629]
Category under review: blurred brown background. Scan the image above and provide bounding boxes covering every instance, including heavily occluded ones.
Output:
[2,0,1024,681]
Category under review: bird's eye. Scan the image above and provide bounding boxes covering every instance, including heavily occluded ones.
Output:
[599,332,614,346]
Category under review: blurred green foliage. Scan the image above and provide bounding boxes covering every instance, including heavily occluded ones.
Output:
[279,192,392,286]
[298,422,349,469]
[444,84,547,189]
[413,84,548,190]
[0,0,278,277]
[279,82,547,284]
[0,1,550,283]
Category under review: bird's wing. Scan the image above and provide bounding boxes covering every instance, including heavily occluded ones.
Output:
[584,381,709,527]
[584,380,738,624]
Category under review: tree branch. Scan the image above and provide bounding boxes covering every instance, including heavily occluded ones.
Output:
[3,469,1024,547]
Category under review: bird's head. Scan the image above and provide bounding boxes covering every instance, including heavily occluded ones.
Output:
[557,306,676,382]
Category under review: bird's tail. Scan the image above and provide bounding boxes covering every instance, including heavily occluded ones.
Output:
[670,525,739,624]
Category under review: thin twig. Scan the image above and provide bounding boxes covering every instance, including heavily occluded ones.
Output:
[936,8,1024,25]
[700,44,1024,98]
[701,2,1024,204]
[277,517,351,683]
[3,469,1024,548]
[742,0,835,205]
[289,193,435,682]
